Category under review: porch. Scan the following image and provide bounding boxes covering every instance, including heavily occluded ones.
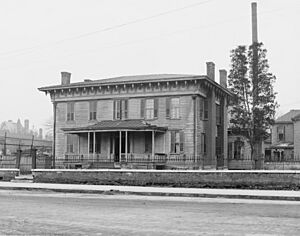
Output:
[61,120,169,169]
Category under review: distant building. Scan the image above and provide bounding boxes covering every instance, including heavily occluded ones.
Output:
[0,119,45,140]
[268,110,300,161]
[39,62,232,169]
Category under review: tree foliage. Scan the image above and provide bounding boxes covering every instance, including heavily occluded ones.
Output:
[228,42,278,149]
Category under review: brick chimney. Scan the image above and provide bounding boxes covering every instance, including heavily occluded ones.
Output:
[206,62,215,81]
[219,69,227,88]
[61,72,71,85]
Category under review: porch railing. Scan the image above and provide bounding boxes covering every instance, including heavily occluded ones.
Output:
[62,153,206,169]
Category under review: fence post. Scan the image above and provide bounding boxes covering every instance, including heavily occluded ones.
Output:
[16,149,22,169]
[32,148,37,169]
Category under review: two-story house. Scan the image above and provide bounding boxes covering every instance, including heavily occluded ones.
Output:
[268,110,300,161]
[39,62,232,169]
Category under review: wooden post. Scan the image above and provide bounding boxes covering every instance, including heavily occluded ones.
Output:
[119,131,122,162]
[87,132,90,159]
[16,149,22,169]
[52,101,57,169]
[93,132,96,160]
[32,148,37,169]
[78,134,80,156]
[125,131,128,162]
[152,131,155,161]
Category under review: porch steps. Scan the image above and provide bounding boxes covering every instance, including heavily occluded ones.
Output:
[11,175,33,183]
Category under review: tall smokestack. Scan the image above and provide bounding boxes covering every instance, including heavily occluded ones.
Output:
[251,2,258,43]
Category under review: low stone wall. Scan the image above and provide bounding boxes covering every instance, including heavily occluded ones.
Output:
[0,169,19,181]
[264,162,300,170]
[228,159,254,170]
[32,169,300,190]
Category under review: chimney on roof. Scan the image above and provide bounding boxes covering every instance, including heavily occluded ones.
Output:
[219,69,227,88]
[206,62,215,81]
[61,72,71,85]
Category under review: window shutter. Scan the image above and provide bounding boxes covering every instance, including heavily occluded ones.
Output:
[140,99,145,118]
[154,98,158,118]
[113,100,116,120]
[199,97,204,120]
[180,131,184,152]
[124,100,128,119]
[170,131,175,153]
[166,97,170,118]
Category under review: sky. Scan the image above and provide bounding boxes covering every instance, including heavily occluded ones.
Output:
[0,0,299,132]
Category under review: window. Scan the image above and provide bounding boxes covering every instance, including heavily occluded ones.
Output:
[216,104,221,125]
[66,135,75,153]
[89,101,97,120]
[277,126,285,142]
[146,99,154,119]
[204,99,208,120]
[170,130,184,153]
[170,98,180,119]
[141,98,158,119]
[199,97,204,120]
[67,103,75,121]
[201,133,206,154]
[114,100,128,120]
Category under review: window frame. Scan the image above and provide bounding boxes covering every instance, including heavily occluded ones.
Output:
[113,99,128,120]
[170,130,184,154]
[66,102,75,121]
[170,97,180,119]
[66,134,75,153]
[89,101,97,121]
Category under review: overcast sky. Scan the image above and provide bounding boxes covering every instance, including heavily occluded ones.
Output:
[0,0,299,132]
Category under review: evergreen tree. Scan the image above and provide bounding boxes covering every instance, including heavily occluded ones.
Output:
[228,42,278,158]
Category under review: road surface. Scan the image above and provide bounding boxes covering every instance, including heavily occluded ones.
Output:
[0,190,300,235]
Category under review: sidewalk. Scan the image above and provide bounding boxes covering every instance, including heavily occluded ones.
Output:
[1,181,300,201]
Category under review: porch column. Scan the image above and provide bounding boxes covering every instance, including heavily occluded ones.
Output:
[231,142,234,160]
[125,131,128,162]
[93,131,96,159]
[152,130,155,160]
[119,131,122,162]
[78,135,80,155]
[87,132,90,159]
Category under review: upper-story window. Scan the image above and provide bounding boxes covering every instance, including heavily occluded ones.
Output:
[204,99,208,120]
[170,98,180,119]
[114,100,128,120]
[277,126,285,142]
[216,104,221,125]
[67,102,75,121]
[166,97,180,119]
[141,98,158,119]
[89,101,97,120]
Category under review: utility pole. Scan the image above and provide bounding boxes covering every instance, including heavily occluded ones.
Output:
[251,2,263,169]
[3,132,7,156]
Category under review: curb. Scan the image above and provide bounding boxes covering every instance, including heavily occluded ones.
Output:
[1,186,300,201]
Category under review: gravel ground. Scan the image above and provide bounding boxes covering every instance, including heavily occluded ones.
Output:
[0,190,300,235]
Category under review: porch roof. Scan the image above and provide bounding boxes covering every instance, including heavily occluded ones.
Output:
[62,119,168,133]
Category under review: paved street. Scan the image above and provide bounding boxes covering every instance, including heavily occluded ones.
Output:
[0,190,300,235]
